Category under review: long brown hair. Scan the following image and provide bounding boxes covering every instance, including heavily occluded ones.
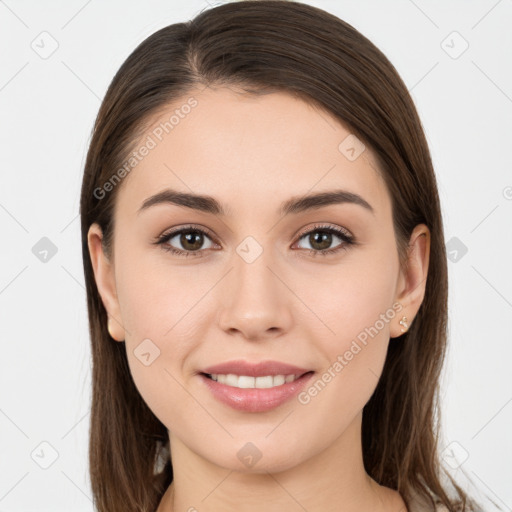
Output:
[80,1,489,510]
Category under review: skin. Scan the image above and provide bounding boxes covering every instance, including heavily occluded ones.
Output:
[88,86,430,512]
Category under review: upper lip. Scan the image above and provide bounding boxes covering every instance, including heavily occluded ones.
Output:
[201,360,313,377]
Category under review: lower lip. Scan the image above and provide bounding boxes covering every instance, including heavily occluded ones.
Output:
[199,372,315,413]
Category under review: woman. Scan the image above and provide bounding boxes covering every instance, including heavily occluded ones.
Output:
[80,1,488,510]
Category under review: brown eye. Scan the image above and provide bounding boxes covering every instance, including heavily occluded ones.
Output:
[164,229,215,252]
[295,225,354,256]
[304,231,334,251]
[155,225,216,257]
[175,231,207,251]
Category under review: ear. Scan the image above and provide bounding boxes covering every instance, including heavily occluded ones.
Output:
[87,223,125,342]
[390,224,430,338]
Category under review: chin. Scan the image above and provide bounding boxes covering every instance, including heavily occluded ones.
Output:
[202,440,310,475]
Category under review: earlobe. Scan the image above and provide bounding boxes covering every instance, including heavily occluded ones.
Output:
[391,224,430,339]
[87,223,125,342]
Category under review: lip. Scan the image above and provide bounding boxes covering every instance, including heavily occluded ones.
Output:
[198,360,315,413]
[200,360,312,378]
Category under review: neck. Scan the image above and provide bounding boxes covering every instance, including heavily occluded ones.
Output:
[157,411,405,512]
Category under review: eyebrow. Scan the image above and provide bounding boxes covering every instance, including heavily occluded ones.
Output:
[137,188,374,217]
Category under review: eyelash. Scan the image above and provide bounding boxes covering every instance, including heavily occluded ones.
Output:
[153,223,355,259]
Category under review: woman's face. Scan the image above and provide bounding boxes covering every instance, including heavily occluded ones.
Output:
[89,86,428,474]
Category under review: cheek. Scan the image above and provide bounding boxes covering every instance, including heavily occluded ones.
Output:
[113,245,212,425]
[295,248,399,408]
[114,240,192,336]
[298,246,399,347]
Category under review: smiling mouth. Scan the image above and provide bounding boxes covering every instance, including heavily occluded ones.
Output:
[201,371,314,389]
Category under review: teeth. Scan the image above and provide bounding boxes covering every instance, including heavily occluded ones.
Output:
[273,375,285,386]
[210,373,299,388]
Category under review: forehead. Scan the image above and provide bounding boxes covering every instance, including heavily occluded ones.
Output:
[114,86,390,220]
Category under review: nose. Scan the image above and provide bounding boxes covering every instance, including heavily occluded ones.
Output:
[216,245,294,342]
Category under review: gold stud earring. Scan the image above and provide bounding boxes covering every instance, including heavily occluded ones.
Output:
[399,316,409,333]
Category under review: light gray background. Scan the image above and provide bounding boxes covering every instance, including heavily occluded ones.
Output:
[1,0,511,510]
